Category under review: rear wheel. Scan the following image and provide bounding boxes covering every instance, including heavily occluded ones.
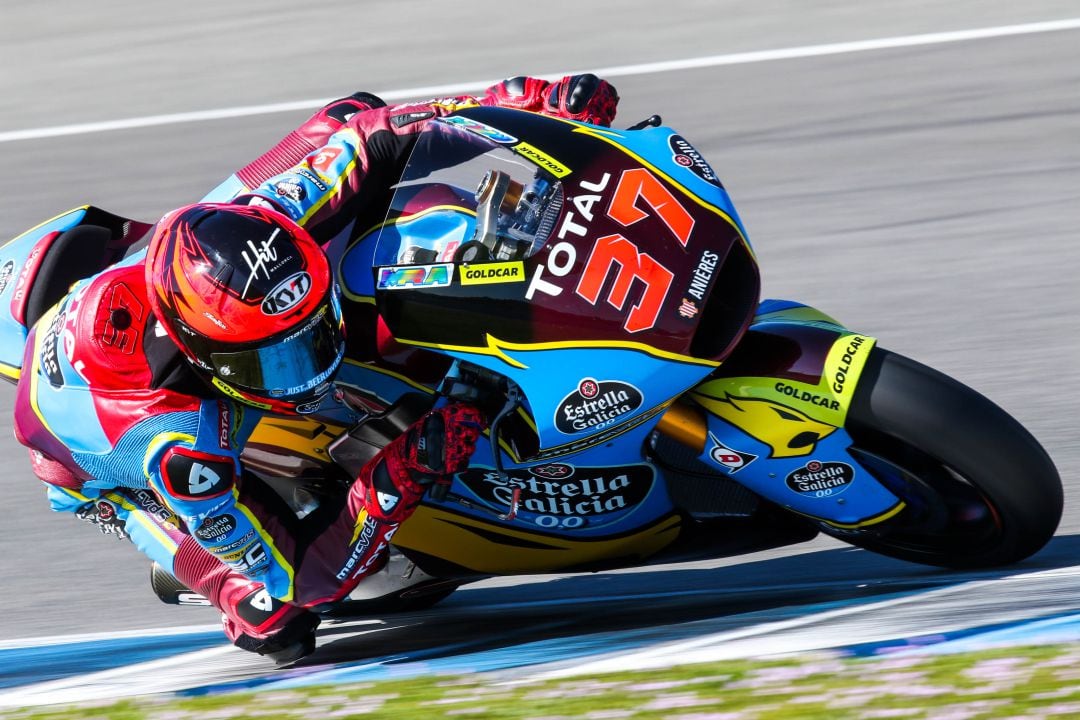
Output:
[829,348,1062,568]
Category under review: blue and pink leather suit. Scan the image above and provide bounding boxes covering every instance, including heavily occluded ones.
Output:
[5,76,616,647]
[6,91,491,644]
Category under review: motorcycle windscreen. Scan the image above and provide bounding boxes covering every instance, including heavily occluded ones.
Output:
[372,121,561,271]
[371,109,757,361]
[371,113,575,362]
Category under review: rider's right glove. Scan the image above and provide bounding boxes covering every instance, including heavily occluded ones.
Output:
[355,403,486,524]
[482,74,619,126]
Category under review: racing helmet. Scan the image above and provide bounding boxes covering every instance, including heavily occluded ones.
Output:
[145,202,344,415]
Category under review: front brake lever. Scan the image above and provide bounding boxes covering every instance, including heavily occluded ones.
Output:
[484,383,525,520]
[489,383,523,478]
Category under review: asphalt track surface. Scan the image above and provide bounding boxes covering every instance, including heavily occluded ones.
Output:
[1,0,1079,680]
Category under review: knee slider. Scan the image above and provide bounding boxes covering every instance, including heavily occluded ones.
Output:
[235,586,288,631]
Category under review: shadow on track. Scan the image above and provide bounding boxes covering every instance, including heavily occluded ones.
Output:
[298,534,1080,667]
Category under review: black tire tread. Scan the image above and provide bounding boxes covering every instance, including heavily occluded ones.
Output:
[840,347,1062,567]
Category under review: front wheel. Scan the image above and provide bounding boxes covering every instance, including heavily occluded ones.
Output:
[829,348,1062,568]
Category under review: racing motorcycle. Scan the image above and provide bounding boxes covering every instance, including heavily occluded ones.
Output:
[0,106,1063,613]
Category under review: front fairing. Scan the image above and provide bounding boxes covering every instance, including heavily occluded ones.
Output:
[687,300,903,528]
[370,107,760,458]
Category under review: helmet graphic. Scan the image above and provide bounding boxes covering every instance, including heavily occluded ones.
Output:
[146,203,344,414]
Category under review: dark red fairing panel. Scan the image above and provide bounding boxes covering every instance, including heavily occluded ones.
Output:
[377,108,759,363]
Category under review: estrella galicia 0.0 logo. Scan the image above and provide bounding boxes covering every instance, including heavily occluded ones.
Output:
[555,378,644,435]
[668,134,722,187]
[196,514,237,541]
[785,460,855,497]
[458,464,654,518]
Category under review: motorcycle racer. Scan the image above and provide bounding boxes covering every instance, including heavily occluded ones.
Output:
[8,74,618,662]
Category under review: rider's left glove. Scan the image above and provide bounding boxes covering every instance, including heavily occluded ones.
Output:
[356,404,486,524]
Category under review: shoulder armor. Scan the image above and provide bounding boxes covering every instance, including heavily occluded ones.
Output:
[66,264,155,389]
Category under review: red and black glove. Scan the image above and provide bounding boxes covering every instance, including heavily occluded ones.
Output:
[543,74,619,126]
[482,74,619,127]
[356,404,486,524]
[481,76,551,112]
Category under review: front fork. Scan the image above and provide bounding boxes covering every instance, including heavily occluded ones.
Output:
[657,299,905,529]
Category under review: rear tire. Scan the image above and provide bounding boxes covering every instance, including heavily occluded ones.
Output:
[829,348,1062,568]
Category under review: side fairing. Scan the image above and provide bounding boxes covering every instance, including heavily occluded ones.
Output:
[687,300,904,528]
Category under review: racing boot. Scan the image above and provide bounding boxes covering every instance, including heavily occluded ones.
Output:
[171,535,319,664]
[235,91,386,188]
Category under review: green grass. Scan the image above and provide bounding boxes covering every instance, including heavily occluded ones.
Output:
[5,643,1080,719]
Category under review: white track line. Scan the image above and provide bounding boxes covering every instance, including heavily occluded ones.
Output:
[0,644,242,707]
[0,623,221,650]
[525,566,1080,679]
[2,17,1079,144]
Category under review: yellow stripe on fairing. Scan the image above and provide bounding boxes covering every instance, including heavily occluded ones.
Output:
[339,357,437,396]
[398,333,720,371]
[815,500,907,530]
[392,506,683,574]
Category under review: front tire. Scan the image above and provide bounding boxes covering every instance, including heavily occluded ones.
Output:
[830,348,1062,568]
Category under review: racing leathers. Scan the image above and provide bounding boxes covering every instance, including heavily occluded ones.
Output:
[13,264,482,652]
[12,74,616,656]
